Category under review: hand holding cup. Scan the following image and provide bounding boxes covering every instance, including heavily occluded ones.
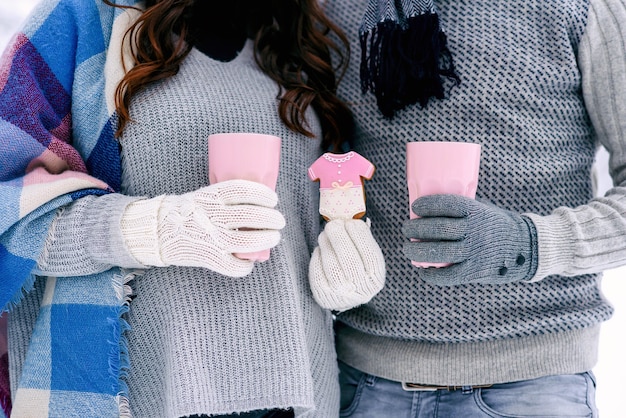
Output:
[405,141,481,268]
[208,132,282,262]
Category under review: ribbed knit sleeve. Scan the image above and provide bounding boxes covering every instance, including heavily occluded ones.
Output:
[527,0,626,280]
[34,194,146,277]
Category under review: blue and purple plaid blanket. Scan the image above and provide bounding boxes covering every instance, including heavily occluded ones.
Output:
[0,1,141,416]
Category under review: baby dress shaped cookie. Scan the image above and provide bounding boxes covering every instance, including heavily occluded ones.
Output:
[308,151,375,220]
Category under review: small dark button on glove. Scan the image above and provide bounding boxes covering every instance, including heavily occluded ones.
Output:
[402,194,538,286]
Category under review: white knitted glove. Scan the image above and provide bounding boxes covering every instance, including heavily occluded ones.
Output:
[309,218,386,312]
[120,179,285,277]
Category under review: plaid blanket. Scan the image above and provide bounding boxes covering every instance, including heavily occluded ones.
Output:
[0,1,141,416]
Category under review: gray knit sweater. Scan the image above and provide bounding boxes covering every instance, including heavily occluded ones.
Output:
[9,42,338,417]
[325,0,626,386]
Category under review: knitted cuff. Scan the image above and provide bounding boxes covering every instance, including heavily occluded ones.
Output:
[120,195,168,267]
[520,215,539,282]
[524,212,576,281]
[37,194,148,276]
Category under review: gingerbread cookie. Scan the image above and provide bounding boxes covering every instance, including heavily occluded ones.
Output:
[308,151,375,220]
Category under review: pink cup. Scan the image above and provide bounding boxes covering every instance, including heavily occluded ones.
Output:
[406,141,481,268]
[208,133,281,262]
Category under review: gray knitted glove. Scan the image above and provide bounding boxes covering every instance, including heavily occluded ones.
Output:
[402,194,538,285]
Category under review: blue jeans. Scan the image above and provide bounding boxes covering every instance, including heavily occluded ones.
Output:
[339,361,598,417]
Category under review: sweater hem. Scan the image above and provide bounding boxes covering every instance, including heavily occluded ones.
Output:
[335,323,600,386]
[173,393,314,418]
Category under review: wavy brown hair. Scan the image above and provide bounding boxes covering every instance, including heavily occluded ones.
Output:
[103,0,353,151]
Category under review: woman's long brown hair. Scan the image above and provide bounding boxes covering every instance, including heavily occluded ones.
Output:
[103,0,353,151]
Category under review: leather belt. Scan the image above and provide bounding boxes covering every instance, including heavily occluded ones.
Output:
[402,382,493,392]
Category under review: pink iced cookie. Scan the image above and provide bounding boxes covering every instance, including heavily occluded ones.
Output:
[308,151,375,220]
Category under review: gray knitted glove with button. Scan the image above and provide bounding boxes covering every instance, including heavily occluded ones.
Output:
[402,194,538,285]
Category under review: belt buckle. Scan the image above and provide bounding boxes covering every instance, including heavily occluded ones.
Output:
[402,382,493,392]
[401,382,440,391]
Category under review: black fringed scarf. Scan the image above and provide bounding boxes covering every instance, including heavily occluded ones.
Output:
[359,0,460,117]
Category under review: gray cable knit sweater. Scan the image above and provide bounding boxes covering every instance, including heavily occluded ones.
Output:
[325,0,626,386]
[9,42,338,417]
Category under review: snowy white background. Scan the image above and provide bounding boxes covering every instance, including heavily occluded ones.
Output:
[1,1,625,416]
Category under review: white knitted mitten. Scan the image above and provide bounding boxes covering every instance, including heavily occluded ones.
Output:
[309,218,386,312]
[121,179,285,277]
